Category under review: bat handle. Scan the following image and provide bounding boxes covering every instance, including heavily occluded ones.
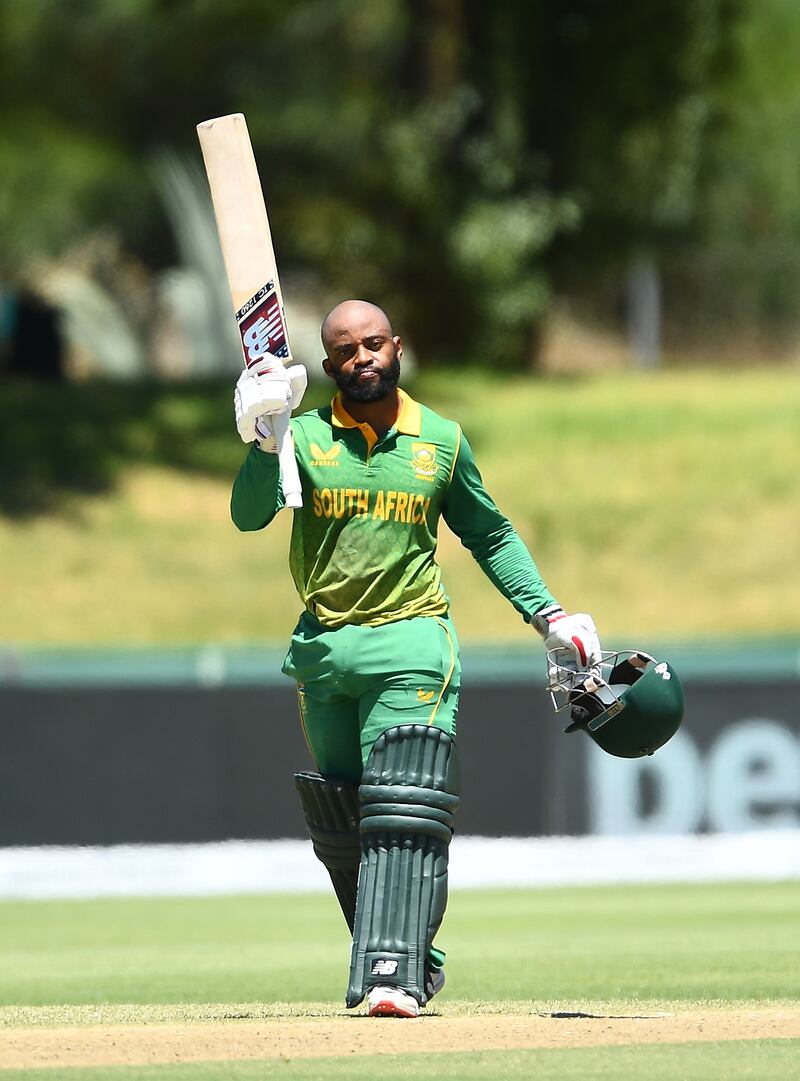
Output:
[272,409,303,509]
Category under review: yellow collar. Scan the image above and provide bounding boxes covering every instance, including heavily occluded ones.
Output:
[331,388,422,437]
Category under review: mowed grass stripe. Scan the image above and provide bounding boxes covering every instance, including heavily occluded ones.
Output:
[0,1040,797,1081]
[0,882,798,1008]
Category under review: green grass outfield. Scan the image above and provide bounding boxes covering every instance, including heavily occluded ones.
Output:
[1,883,797,1079]
[1,368,798,644]
[0,1042,797,1081]
[2,882,798,1007]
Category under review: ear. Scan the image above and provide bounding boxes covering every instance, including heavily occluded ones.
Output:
[322,357,335,380]
[393,335,403,359]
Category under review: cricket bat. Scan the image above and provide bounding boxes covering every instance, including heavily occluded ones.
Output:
[196,112,303,509]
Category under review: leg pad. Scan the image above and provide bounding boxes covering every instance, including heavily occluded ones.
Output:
[346,724,459,1007]
[294,772,360,931]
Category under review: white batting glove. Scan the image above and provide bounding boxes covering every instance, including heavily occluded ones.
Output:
[250,364,307,453]
[532,604,602,678]
[234,357,307,444]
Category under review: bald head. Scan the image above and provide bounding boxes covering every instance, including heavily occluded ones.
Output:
[321,300,393,352]
[320,299,402,403]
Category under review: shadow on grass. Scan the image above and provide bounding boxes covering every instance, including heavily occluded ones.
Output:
[0,378,333,517]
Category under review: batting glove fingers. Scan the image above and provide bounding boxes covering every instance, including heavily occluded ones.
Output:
[249,359,307,410]
[234,360,307,443]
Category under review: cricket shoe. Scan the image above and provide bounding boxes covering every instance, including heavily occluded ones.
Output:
[367,985,420,1018]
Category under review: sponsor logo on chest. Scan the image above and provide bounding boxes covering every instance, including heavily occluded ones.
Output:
[309,442,342,467]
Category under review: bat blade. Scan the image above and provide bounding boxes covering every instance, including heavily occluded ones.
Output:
[197,112,302,508]
[236,281,290,369]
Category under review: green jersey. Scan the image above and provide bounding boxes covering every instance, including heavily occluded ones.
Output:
[231,389,556,628]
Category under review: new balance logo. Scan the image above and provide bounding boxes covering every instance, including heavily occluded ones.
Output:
[242,300,283,362]
[371,959,399,976]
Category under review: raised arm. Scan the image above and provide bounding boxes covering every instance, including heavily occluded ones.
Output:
[230,443,285,530]
[230,353,307,530]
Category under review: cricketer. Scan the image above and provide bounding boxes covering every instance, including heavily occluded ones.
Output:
[230,299,601,1018]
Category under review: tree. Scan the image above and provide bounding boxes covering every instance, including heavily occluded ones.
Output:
[0,0,744,368]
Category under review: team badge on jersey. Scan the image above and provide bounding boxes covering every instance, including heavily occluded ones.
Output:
[410,442,438,480]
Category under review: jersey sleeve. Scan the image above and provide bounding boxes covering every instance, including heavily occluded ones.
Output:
[441,430,557,622]
[230,444,285,530]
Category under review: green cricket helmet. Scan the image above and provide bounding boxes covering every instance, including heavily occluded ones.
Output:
[547,649,684,758]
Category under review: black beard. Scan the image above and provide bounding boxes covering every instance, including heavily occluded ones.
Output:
[334,354,401,401]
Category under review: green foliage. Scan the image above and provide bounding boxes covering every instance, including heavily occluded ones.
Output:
[0,117,130,273]
[670,0,800,341]
[0,377,332,516]
[0,0,745,366]
[0,380,221,515]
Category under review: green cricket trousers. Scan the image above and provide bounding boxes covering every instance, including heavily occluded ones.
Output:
[282,611,461,782]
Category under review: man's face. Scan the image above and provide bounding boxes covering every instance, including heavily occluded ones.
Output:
[323,312,402,402]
